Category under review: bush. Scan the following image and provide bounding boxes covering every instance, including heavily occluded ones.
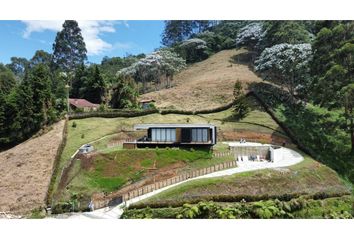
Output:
[72,121,77,128]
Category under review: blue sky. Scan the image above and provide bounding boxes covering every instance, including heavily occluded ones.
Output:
[0,20,165,64]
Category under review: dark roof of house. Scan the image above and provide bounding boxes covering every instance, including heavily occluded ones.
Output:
[134,123,215,130]
[69,98,99,108]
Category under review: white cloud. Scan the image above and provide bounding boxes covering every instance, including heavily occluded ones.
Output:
[21,20,123,56]
[22,20,62,38]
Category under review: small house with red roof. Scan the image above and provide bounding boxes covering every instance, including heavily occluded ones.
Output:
[69,98,99,112]
[138,99,155,109]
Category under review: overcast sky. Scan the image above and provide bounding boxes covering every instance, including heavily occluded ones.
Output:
[0,20,165,64]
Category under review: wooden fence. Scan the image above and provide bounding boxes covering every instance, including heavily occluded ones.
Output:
[91,160,237,209]
[107,139,135,148]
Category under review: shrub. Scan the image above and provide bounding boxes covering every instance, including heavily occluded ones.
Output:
[72,121,77,128]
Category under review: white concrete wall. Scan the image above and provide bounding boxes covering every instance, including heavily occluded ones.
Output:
[270,147,284,162]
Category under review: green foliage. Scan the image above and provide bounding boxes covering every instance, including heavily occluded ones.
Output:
[109,76,138,109]
[29,208,46,219]
[310,22,354,109]
[123,196,354,219]
[100,54,144,83]
[162,21,214,47]
[0,63,17,95]
[5,57,29,81]
[118,49,186,93]
[233,80,249,119]
[252,82,354,182]
[261,21,312,50]
[52,20,87,73]
[30,50,51,68]
[174,38,209,63]
[70,64,106,104]
[0,63,63,149]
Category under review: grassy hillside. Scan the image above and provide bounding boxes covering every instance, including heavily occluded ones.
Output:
[0,120,65,216]
[131,155,351,208]
[141,49,262,111]
[51,95,291,205]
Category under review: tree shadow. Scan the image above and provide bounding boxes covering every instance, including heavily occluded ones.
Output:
[229,50,257,70]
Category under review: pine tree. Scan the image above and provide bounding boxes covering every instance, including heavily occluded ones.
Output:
[28,64,53,128]
[233,80,249,119]
[52,20,87,73]
[16,75,35,138]
[88,65,106,104]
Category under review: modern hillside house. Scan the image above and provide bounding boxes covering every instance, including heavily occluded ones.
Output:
[123,124,217,149]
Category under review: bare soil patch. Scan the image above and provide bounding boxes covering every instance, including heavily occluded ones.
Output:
[0,120,65,215]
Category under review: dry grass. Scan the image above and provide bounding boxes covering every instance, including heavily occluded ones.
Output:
[0,120,65,216]
[141,49,262,111]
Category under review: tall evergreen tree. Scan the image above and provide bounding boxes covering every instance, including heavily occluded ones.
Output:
[28,64,54,128]
[310,22,354,108]
[16,74,35,138]
[71,64,87,98]
[52,20,87,73]
[87,65,106,104]
[0,64,16,95]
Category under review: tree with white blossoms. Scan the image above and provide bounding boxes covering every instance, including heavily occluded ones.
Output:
[255,43,312,100]
[176,38,208,63]
[235,22,265,51]
[118,49,186,93]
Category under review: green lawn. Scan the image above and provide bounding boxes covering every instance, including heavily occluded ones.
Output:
[57,147,236,203]
[51,95,291,204]
[134,154,351,207]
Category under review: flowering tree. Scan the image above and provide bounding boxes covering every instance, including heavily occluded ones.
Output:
[118,49,186,92]
[235,23,265,51]
[176,38,208,63]
[255,43,312,99]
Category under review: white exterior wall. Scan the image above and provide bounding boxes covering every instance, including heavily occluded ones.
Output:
[270,147,284,162]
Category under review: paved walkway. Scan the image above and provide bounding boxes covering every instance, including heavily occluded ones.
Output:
[53,145,303,219]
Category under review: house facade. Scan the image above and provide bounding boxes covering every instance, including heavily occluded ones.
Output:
[123,123,217,149]
[69,98,99,112]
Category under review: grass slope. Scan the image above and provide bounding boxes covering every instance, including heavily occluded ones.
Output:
[0,120,65,215]
[52,96,290,204]
[141,49,262,111]
[134,155,351,207]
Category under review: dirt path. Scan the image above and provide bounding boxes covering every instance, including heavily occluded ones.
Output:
[0,120,66,216]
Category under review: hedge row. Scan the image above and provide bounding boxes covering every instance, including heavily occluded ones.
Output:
[45,119,68,206]
[68,101,237,119]
[128,191,350,210]
[68,109,159,119]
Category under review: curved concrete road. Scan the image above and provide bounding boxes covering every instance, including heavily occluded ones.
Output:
[54,145,303,219]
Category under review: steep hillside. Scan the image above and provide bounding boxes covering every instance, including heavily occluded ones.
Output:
[0,120,65,216]
[141,49,262,111]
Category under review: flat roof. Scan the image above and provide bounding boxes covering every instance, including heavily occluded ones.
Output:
[134,123,215,130]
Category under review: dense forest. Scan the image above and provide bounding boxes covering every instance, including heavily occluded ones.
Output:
[0,21,353,184]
